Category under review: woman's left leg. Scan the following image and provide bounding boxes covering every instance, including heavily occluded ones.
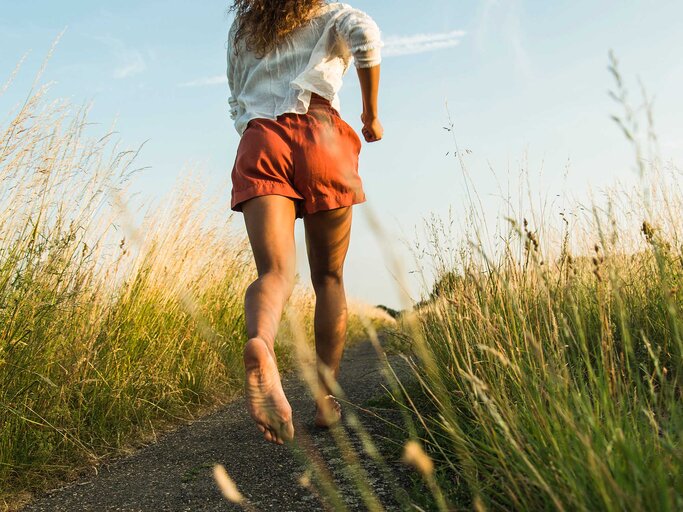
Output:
[303,206,353,426]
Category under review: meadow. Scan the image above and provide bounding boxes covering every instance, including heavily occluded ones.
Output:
[2,51,682,512]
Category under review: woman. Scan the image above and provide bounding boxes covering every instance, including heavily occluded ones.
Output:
[227,0,383,445]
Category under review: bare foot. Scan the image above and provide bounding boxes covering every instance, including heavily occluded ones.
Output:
[244,338,294,445]
[314,395,342,428]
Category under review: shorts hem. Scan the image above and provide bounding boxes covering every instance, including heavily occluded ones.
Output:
[231,181,304,214]
[302,193,367,216]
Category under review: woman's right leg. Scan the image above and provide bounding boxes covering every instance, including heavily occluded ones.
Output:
[242,195,297,445]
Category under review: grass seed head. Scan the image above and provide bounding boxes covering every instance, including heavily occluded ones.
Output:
[298,470,312,489]
[213,464,244,504]
[402,440,434,477]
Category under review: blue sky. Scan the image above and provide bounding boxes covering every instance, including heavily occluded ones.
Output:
[2,1,683,309]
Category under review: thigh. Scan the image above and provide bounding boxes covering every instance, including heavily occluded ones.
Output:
[242,195,297,277]
[303,207,353,276]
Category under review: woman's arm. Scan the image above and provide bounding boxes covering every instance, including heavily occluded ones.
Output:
[335,7,384,143]
[356,65,383,142]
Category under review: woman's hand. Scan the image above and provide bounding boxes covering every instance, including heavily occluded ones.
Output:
[356,65,382,143]
[361,113,383,142]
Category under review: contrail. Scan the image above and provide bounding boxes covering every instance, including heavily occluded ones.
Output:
[179,29,466,87]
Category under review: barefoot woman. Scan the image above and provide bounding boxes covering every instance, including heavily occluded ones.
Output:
[227,1,383,444]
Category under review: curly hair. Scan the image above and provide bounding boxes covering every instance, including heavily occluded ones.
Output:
[230,0,325,57]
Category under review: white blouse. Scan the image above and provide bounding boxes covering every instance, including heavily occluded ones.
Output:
[227,2,383,135]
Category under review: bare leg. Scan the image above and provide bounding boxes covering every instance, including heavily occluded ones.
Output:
[303,206,353,427]
[242,196,297,445]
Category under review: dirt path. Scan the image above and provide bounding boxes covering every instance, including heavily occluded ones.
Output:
[24,337,412,511]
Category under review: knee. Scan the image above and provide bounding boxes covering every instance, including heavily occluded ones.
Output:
[310,268,344,291]
[250,269,296,298]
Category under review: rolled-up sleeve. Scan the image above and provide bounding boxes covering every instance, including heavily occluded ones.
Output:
[228,102,239,120]
[228,95,239,121]
[335,8,383,68]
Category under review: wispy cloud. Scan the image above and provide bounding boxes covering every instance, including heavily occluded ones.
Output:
[383,30,466,57]
[95,35,147,79]
[178,75,228,88]
[114,51,146,79]
[179,29,466,87]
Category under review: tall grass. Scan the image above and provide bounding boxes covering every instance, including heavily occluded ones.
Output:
[395,57,683,510]
[0,68,394,506]
[0,74,253,502]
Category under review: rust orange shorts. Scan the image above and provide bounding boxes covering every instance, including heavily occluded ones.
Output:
[230,94,366,218]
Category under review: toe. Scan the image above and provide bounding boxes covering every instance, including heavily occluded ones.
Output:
[282,421,295,442]
[268,428,282,444]
[264,429,274,443]
[272,427,285,445]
